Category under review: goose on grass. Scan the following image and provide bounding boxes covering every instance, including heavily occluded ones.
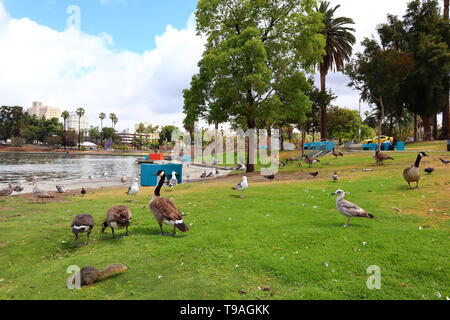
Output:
[149,171,189,237]
[71,214,95,243]
[0,184,13,197]
[403,152,428,189]
[101,206,132,238]
[332,190,375,227]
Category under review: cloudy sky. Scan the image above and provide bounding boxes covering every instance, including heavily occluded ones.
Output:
[0,1,416,131]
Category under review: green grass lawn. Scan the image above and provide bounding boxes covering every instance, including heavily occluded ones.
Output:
[0,146,449,300]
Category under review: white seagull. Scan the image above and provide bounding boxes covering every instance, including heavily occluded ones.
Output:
[121,176,128,183]
[232,176,248,199]
[127,178,140,195]
[332,190,375,227]
[168,171,178,188]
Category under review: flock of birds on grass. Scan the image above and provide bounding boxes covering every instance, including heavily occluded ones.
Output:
[1,148,449,286]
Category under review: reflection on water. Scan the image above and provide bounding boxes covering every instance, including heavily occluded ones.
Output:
[0,153,142,183]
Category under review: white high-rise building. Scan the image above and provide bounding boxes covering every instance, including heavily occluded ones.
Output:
[65,112,89,132]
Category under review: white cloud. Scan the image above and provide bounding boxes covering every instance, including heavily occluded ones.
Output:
[0,2,205,131]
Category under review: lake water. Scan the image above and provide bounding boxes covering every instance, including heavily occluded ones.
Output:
[0,153,142,183]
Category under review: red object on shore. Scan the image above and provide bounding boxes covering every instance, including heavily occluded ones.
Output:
[149,153,164,161]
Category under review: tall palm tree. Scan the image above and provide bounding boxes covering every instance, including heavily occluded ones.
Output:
[76,108,85,150]
[61,111,70,150]
[109,113,118,140]
[99,112,106,147]
[316,1,356,139]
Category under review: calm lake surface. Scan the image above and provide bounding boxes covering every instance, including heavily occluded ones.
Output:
[0,153,142,183]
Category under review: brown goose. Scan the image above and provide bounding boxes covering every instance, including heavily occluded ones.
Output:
[71,214,95,242]
[374,150,394,166]
[0,184,14,197]
[303,155,320,168]
[332,148,344,159]
[101,206,132,238]
[403,152,428,189]
[149,171,189,237]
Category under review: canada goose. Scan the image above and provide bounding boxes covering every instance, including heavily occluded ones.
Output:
[127,178,139,195]
[332,148,344,159]
[332,172,339,182]
[309,172,319,178]
[374,150,394,166]
[102,206,132,238]
[303,155,320,168]
[68,264,128,287]
[0,184,13,197]
[121,176,128,183]
[440,158,450,165]
[200,171,207,179]
[13,182,24,193]
[263,174,275,181]
[332,190,375,227]
[81,188,87,196]
[56,185,67,193]
[206,171,214,178]
[403,152,429,189]
[32,183,54,203]
[424,168,434,174]
[149,171,189,236]
[168,171,178,188]
[232,176,248,199]
[71,214,95,242]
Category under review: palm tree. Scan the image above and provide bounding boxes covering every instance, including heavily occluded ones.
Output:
[109,113,118,141]
[316,1,356,139]
[61,111,70,150]
[99,112,106,147]
[76,108,85,150]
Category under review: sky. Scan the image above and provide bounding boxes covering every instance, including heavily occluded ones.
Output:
[0,0,416,131]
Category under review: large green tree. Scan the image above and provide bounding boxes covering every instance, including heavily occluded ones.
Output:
[186,0,325,172]
[316,1,356,140]
[0,106,24,140]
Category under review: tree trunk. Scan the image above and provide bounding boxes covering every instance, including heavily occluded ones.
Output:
[280,127,285,152]
[442,0,450,139]
[432,114,438,140]
[413,113,418,142]
[319,68,328,139]
[246,120,256,173]
[377,96,385,150]
[422,116,432,141]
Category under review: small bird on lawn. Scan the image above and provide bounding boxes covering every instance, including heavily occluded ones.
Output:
[374,150,394,166]
[440,158,450,165]
[56,185,67,193]
[88,175,94,180]
[13,182,24,192]
[206,171,214,178]
[263,174,275,181]
[332,190,375,227]
[168,171,178,188]
[332,148,344,159]
[303,155,320,168]
[0,184,13,197]
[424,168,434,175]
[215,168,220,175]
[71,214,95,243]
[332,172,339,182]
[121,176,128,183]
[309,172,319,178]
[200,171,207,179]
[127,178,139,195]
[81,188,87,196]
[233,176,248,199]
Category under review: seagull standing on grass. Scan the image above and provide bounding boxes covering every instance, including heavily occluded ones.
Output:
[121,176,128,183]
[332,172,339,182]
[127,178,140,195]
[32,182,55,203]
[232,176,248,199]
[168,172,178,188]
[332,190,375,227]
[56,185,68,193]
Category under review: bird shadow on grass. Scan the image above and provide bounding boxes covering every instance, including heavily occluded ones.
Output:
[123,226,188,239]
[314,222,372,229]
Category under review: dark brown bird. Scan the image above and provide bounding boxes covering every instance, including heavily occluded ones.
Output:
[303,155,320,168]
[68,264,128,287]
[440,158,450,165]
[424,168,434,174]
[0,184,13,197]
[332,148,344,159]
[81,188,87,196]
[149,171,189,236]
[309,172,319,177]
[101,206,132,238]
[404,152,428,189]
[263,174,275,181]
[374,150,394,166]
[71,214,95,242]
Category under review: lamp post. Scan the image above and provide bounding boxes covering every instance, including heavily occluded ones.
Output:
[358,98,362,143]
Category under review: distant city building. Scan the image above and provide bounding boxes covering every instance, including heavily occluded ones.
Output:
[26,101,61,120]
[118,132,160,145]
[65,112,89,132]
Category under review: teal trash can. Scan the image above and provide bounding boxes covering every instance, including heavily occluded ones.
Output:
[140,163,183,187]
[396,142,405,151]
